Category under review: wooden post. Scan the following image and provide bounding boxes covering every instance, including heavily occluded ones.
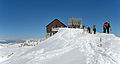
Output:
[100,38,102,47]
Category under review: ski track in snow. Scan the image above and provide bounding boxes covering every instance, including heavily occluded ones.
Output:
[0,28,120,64]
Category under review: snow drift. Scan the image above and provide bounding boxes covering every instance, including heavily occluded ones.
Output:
[0,28,120,64]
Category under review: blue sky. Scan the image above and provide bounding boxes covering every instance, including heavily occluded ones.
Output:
[0,0,120,40]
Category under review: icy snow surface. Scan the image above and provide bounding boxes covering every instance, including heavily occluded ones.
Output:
[0,28,120,64]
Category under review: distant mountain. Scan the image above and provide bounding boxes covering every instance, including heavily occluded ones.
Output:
[0,40,7,44]
[0,40,25,44]
[0,40,16,44]
[0,40,7,42]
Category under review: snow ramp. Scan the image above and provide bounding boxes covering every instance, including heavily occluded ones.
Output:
[1,28,120,64]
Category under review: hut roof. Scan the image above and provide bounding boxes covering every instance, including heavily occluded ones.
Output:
[46,19,67,27]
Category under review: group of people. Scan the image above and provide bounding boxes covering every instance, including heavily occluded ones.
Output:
[82,24,97,34]
[82,21,111,34]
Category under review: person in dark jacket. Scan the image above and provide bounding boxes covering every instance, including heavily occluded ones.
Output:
[87,25,91,33]
[93,25,96,34]
[103,22,110,34]
[103,23,106,33]
[83,25,85,31]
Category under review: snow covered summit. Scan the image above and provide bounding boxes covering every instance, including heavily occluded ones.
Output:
[0,28,120,64]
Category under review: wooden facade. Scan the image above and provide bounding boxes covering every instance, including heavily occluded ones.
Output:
[46,19,67,38]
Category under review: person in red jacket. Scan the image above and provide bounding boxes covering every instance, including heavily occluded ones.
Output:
[103,22,110,34]
[73,25,76,28]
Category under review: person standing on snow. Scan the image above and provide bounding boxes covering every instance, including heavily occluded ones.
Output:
[87,25,91,34]
[83,25,85,31]
[93,25,96,34]
[103,22,107,33]
[73,25,76,28]
[103,22,110,34]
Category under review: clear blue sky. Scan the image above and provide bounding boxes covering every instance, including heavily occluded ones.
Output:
[0,0,120,40]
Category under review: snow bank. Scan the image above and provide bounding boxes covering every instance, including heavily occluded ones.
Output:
[0,28,120,64]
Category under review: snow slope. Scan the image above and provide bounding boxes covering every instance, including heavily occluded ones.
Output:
[0,28,120,64]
